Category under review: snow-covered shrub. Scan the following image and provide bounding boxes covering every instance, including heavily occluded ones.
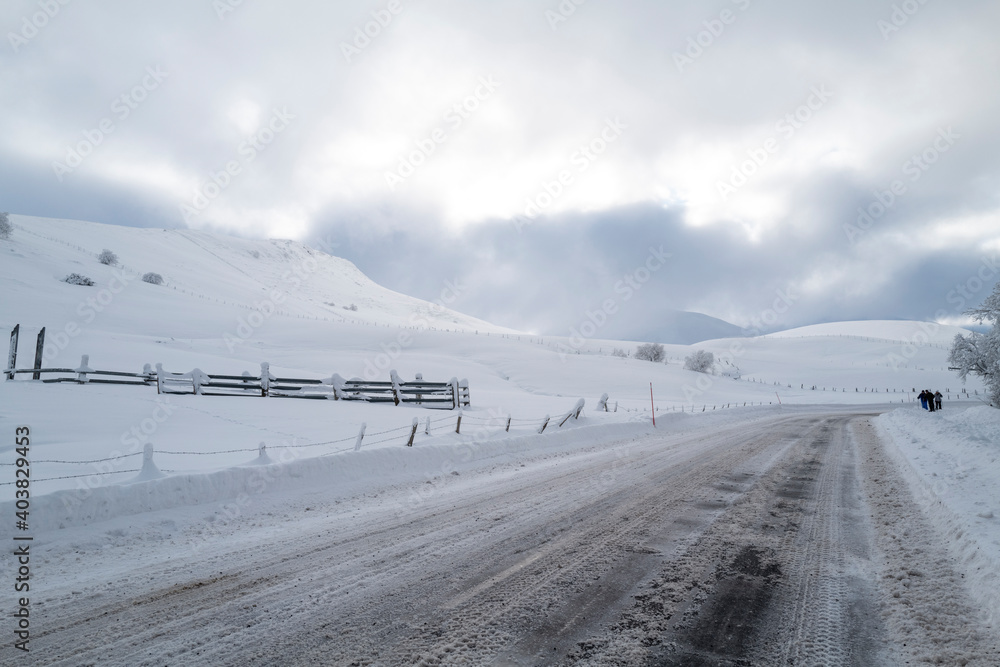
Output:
[611,348,628,358]
[64,273,94,286]
[635,342,665,362]
[950,282,1000,407]
[142,272,164,285]
[344,304,358,311]
[684,350,715,373]
[0,212,11,240]
[98,249,118,266]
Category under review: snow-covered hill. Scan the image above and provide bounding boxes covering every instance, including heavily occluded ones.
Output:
[0,212,990,505]
[0,214,513,345]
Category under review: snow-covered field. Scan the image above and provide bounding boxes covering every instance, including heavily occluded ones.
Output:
[1,214,998,663]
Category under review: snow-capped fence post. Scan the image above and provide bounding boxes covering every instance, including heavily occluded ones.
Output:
[140,443,162,478]
[6,324,19,380]
[155,363,165,394]
[260,362,272,397]
[390,370,403,406]
[142,364,155,386]
[597,393,609,412]
[538,415,550,434]
[574,398,585,419]
[354,423,366,451]
[329,373,347,400]
[451,377,460,410]
[459,379,470,407]
[425,417,431,436]
[258,442,267,458]
[455,410,463,434]
[75,354,93,384]
[33,328,46,380]
[407,418,419,447]
[191,369,209,395]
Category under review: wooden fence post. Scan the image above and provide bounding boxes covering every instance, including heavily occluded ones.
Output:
[191,369,207,395]
[390,370,403,406]
[140,443,162,478]
[597,393,609,412]
[33,327,45,380]
[407,418,419,447]
[354,423,366,451]
[425,417,431,436]
[76,354,92,383]
[155,363,165,394]
[6,324,18,380]
[538,415,550,434]
[506,415,511,432]
[260,362,271,397]
[451,377,460,410]
[455,410,463,434]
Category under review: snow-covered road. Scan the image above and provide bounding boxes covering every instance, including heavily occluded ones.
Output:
[14,411,1000,666]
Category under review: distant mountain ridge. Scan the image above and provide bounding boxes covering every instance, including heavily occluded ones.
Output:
[628,310,744,345]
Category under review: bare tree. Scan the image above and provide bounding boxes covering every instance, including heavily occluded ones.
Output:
[635,342,665,362]
[949,282,1000,406]
[98,249,119,266]
[684,350,715,373]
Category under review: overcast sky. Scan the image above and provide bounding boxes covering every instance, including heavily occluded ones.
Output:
[3,0,999,338]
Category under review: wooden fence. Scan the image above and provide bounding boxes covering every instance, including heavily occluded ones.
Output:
[6,326,471,409]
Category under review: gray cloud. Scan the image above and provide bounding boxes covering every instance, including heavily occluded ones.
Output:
[2,0,998,339]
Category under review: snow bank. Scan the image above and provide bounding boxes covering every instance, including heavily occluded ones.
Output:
[11,421,655,532]
[875,406,1000,628]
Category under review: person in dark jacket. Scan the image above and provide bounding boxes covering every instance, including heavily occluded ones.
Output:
[934,391,943,410]
[918,389,929,410]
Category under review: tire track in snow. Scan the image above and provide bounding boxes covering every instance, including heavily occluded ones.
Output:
[17,416,812,666]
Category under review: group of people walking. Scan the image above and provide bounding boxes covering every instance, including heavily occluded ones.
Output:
[918,389,943,411]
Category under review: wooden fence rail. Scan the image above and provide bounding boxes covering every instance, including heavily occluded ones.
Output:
[6,326,472,409]
[7,358,471,409]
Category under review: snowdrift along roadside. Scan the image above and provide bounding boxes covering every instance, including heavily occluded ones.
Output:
[7,420,653,532]
[875,406,1000,631]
